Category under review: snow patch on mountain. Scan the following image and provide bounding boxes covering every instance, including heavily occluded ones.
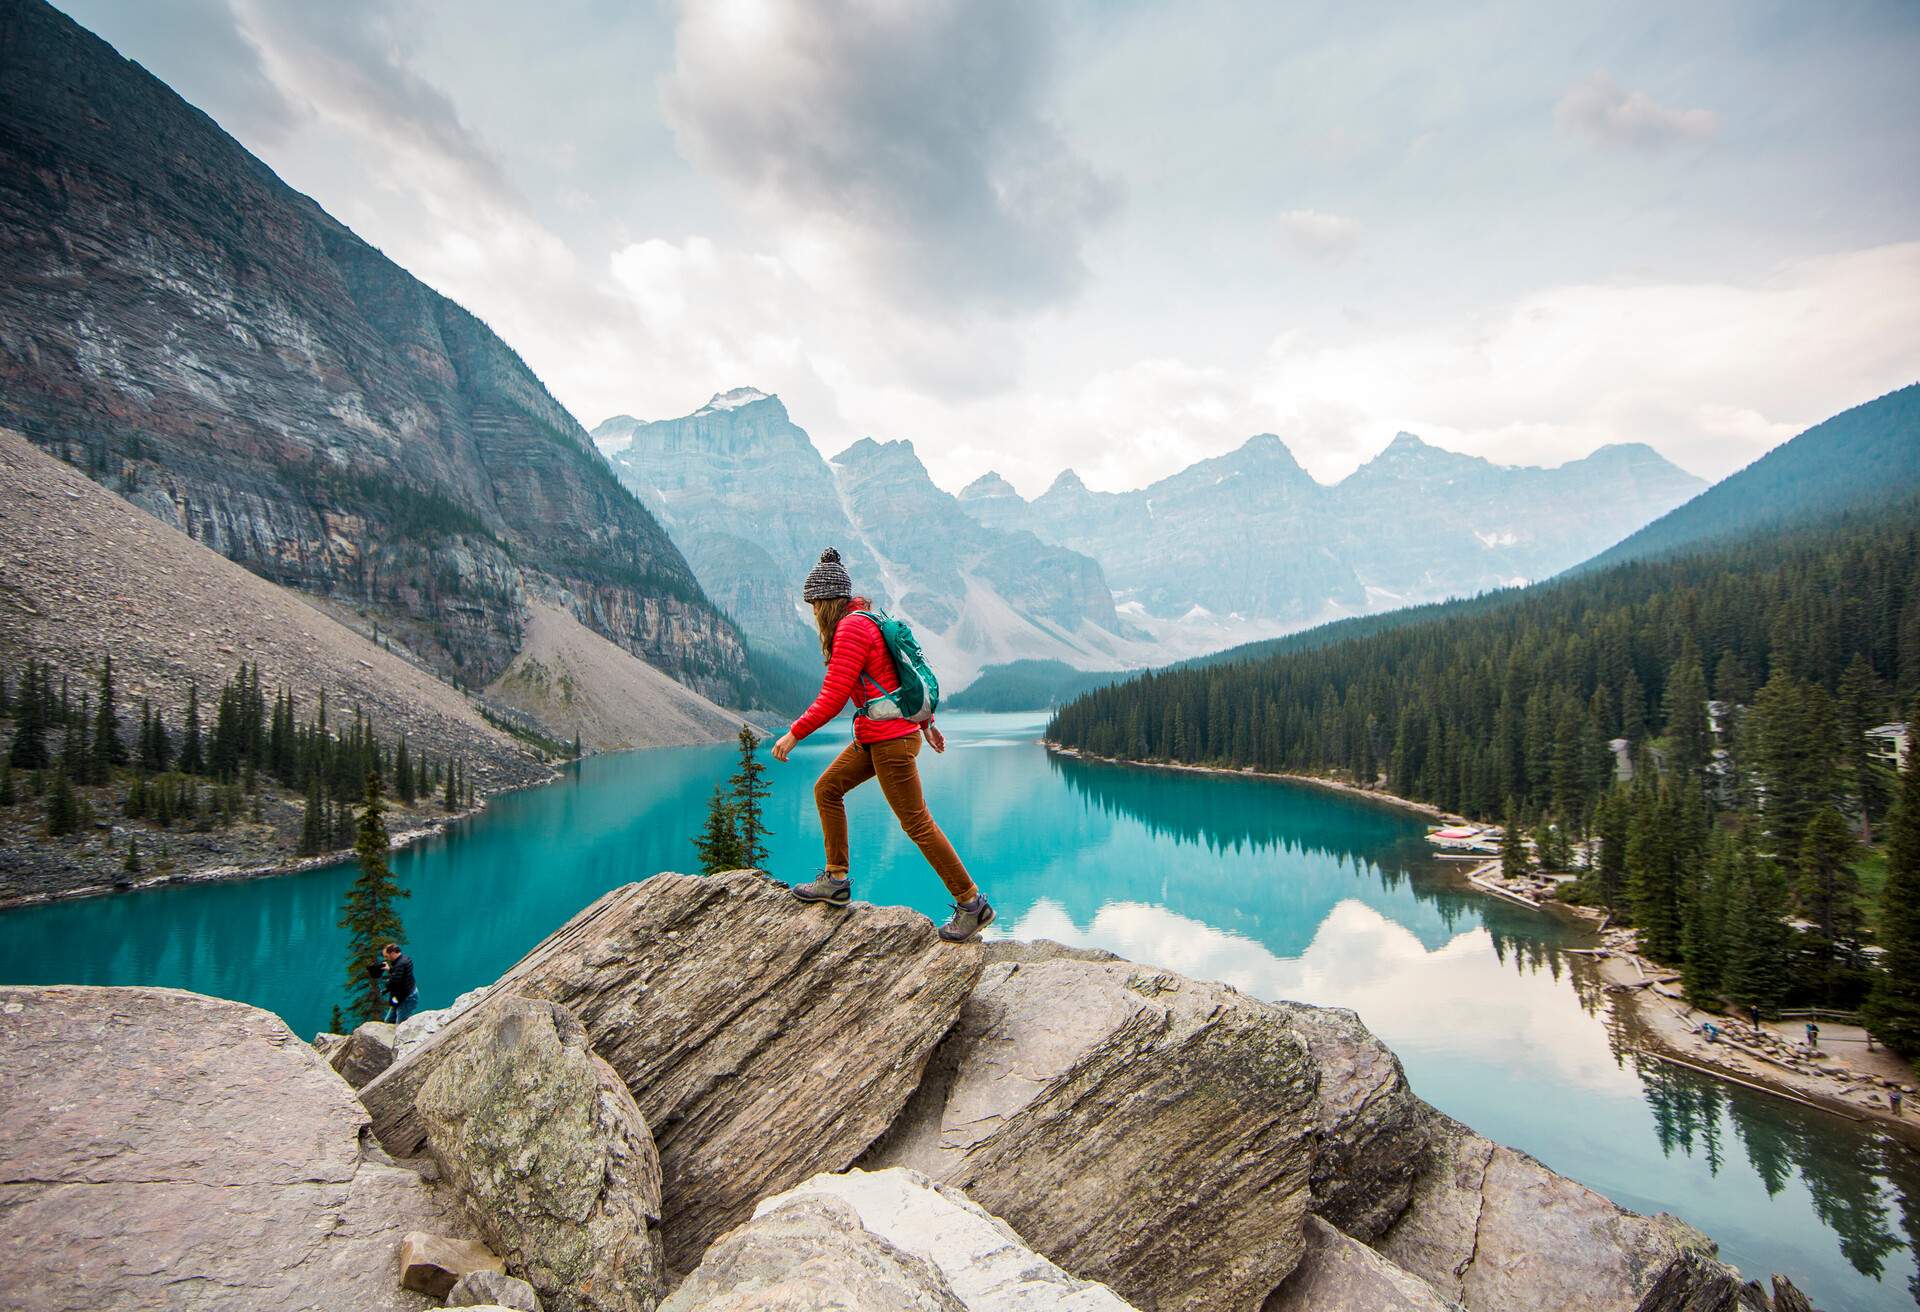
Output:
[694,386,771,415]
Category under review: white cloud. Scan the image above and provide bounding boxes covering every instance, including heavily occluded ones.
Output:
[899,241,1920,496]
[660,0,1118,314]
[1276,209,1359,260]
[1556,73,1718,151]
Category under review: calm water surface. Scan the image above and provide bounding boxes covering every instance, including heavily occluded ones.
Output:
[4,712,1918,1310]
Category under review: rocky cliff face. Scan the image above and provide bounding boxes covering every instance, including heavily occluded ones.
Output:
[606,390,1153,688]
[0,0,748,701]
[962,432,1704,638]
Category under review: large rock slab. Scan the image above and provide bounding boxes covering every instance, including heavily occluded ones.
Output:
[1373,1115,1734,1312]
[766,1169,1138,1311]
[332,1019,398,1089]
[864,955,1319,1312]
[1269,1001,1431,1242]
[660,1193,967,1312]
[418,996,665,1312]
[362,873,982,1270]
[0,985,463,1312]
[1264,1217,1460,1312]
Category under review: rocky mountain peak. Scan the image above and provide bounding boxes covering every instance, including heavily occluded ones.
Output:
[959,471,1021,502]
[693,386,775,416]
[1041,468,1089,499]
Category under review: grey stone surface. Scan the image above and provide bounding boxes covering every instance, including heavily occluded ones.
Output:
[0,985,463,1312]
[864,956,1318,1312]
[363,873,981,1272]
[419,996,664,1312]
[448,1269,544,1311]
[659,1194,967,1312]
[1374,1115,1733,1312]
[762,1169,1136,1311]
[1264,1217,1460,1312]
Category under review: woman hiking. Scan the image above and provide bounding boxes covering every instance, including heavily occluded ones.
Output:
[771,548,994,942]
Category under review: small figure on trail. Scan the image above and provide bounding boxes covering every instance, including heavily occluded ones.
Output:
[773,548,994,943]
[380,943,418,1023]
[1749,1004,1761,1032]
[1893,1087,1904,1116]
[1805,1020,1820,1051]
[1703,1022,1719,1044]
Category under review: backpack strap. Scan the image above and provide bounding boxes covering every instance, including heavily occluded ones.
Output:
[848,612,900,717]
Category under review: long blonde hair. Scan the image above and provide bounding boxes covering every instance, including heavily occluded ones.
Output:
[812,597,852,663]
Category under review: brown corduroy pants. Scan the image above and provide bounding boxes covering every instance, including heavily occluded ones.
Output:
[813,734,977,901]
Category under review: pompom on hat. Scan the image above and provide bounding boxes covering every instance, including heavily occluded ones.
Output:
[802,547,853,602]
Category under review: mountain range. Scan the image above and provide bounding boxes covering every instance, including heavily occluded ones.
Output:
[0,0,751,708]
[961,433,1705,635]
[602,387,1705,691]
[600,391,1159,689]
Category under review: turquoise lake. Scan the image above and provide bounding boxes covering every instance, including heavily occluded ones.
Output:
[2,711,1917,1309]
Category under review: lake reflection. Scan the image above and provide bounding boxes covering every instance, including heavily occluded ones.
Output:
[1,713,1916,1309]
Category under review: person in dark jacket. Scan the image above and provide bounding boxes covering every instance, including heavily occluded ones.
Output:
[774,548,993,942]
[381,943,418,1023]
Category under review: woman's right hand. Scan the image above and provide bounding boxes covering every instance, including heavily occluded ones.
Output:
[772,732,797,762]
[923,721,946,754]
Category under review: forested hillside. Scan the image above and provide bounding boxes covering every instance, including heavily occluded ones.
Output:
[1581,383,1920,572]
[1050,500,1920,1018]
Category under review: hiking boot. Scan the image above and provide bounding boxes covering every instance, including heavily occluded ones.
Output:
[939,896,995,942]
[791,873,851,907]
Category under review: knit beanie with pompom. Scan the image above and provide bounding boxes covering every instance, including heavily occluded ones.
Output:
[802,547,852,602]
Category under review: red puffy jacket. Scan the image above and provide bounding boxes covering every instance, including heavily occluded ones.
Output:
[790,602,923,746]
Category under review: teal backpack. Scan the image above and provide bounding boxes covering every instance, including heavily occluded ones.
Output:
[851,610,940,723]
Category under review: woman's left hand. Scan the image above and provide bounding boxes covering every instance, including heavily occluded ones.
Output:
[772,732,797,762]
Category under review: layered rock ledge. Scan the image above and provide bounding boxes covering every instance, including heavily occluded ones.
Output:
[1,874,1824,1311]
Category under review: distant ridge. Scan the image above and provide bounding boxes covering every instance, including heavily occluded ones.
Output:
[1578,383,1920,573]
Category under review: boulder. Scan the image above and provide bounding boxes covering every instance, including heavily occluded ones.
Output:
[417,996,665,1312]
[864,955,1319,1312]
[449,1269,544,1310]
[0,985,466,1312]
[1264,1217,1460,1312]
[362,873,982,1270]
[659,1193,967,1312]
[764,1169,1138,1310]
[331,1019,397,1089]
[1373,1115,1735,1312]
[313,1029,349,1062]
[401,1231,508,1298]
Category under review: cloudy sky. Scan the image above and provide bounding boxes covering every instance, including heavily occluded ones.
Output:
[57,0,1920,496]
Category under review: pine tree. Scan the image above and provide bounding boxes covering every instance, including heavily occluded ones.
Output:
[394,735,415,806]
[178,683,205,775]
[1681,831,1734,1003]
[728,724,773,870]
[1627,785,1683,962]
[1663,639,1711,785]
[338,770,408,1024]
[0,763,13,806]
[8,659,49,771]
[1864,726,1920,1054]
[123,834,142,875]
[1837,653,1888,840]
[444,757,459,810]
[329,1004,346,1036]
[1723,841,1793,1016]
[45,764,79,837]
[693,786,745,875]
[93,653,125,776]
[1499,805,1528,880]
